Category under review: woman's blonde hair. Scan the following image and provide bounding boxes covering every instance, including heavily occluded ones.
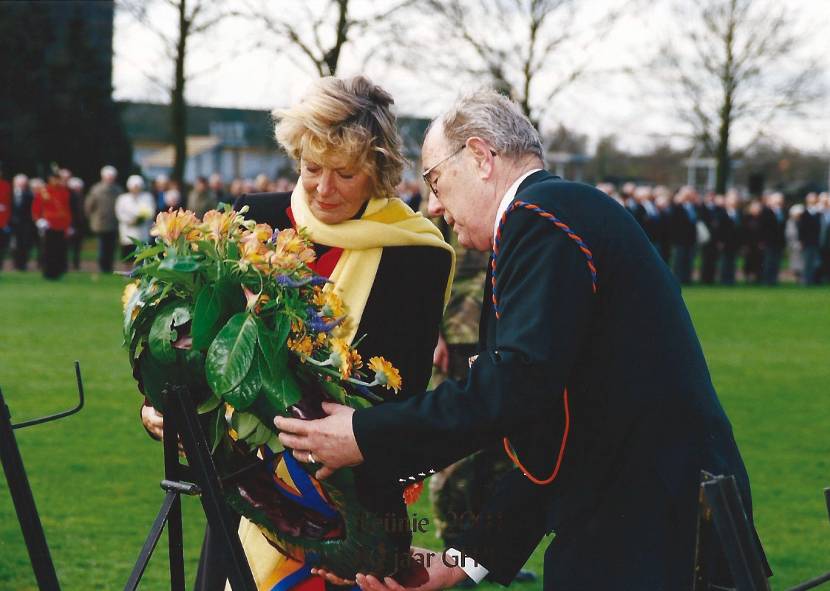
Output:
[274,76,405,198]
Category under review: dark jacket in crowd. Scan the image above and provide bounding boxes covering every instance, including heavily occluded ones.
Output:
[759,207,786,250]
[798,210,822,248]
[719,209,743,255]
[670,203,698,246]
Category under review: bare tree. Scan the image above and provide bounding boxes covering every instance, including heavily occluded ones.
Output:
[411,0,633,130]
[242,0,415,77]
[655,0,824,193]
[119,0,240,184]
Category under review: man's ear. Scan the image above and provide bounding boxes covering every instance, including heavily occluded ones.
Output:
[466,137,495,179]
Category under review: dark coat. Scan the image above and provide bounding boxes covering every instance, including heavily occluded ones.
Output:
[352,172,767,590]
[670,203,699,246]
[720,209,744,255]
[759,207,786,249]
[798,210,821,248]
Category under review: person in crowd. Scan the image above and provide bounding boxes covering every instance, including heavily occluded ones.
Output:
[786,203,804,282]
[798,193,822,285]
[283,88,769,591]
[115,175,155,263]
[67,176,85,271]
[699,191,723,285]
[227,178,244,204]
[11,174,37,271]
[141,75,454,591]
[85,165,123,273]
[719,190,743,285]
[818,193,830,283]
[32,169,72,280]
[152,174,170,212]
[670,186,700,284]
[399,180,423,213]
[759,192,786,286]
[743,199,764,284]
[653,188,673,263]
[253,173,269,193]
[0,167,11,272]
[187,175,217,218]
[209,172,231,207]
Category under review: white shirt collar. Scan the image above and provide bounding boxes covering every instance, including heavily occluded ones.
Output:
[492,168,543,245]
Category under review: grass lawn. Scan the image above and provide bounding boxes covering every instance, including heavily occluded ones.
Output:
[0,271,828,590]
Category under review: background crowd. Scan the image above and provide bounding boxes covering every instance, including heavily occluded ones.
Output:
[1,163,829,287]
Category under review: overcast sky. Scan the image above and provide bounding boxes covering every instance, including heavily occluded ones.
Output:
[113,0,830,155]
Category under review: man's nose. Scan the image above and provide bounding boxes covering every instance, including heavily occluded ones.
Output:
[427,191,444,217]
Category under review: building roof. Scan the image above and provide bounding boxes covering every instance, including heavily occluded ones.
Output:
[118,101,278,150]
[118,100,431,157]
[141,135,222,167]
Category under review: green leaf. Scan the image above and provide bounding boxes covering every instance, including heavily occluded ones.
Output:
[192,283,236,350]
[197,391,222,414]
[264,431,284,453]
[159,255,202,273]
[138,351,170,411]
[273,312,291,347]
[231,411,260,440]
[205,312,258,394]
[209,408,225,454]
[246,418,274,447]
[133,243,165,263]
[223,354,261,410]
[148,305,179,363]
[258,349,301,412]
[345,394,373,410]
[321,380,348,404]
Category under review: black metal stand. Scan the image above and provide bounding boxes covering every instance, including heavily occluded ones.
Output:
[125,385,256,591]
[0,361,86,591]
[695,472,830,591]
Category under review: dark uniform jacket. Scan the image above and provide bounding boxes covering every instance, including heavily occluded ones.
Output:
[353,172,768,590]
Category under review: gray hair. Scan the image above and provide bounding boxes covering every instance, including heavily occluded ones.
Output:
[101,165,117,179]
[434,88,544,162]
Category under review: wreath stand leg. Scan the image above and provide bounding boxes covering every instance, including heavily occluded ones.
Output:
[124,384,256,591]
[0,362,85,591]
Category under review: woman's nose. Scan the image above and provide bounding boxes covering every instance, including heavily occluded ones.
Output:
[427,191,444,216]
[317,170,335,197]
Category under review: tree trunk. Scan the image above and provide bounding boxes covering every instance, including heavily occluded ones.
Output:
[171,0,188,185]
[716,99,731,193]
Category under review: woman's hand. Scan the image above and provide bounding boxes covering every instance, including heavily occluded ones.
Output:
[354,547,468,591]
[432,334,449,374]
[141,403,164,440]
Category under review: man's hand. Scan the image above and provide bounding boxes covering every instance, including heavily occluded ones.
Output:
[432,334,449,374]
[353,547,469,591]
[274,401,362,480]
[141,404,164,440]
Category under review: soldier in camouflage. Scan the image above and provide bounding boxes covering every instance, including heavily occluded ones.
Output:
[429,218,535,584]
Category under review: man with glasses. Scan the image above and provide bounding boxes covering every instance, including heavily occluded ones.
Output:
[276,89,768,591]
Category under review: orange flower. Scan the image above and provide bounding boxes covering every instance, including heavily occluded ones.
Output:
[329,337,362,379]
[368,356,402,393]
[202,209,242,242]
[313,288,345,319]
[150,209,199,244]
[287,335,314,358]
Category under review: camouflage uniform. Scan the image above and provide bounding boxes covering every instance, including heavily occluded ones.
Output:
[429,221,513,547]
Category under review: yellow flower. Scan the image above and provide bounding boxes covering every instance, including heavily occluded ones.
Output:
[287,335,314,358]
[329,337,362,379]
[368,356,402,393]
[313,288,345,319]
[150,209,199,244]
[202,209,242,242]
[269,228,316,270]
[121,281,139,312]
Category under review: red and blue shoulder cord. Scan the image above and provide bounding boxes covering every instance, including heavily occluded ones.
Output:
[491,199,598,486]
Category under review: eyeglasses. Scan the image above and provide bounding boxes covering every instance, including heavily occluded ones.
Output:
[422,145,465,197]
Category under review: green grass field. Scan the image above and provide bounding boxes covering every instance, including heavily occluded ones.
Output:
[0,271,828,590]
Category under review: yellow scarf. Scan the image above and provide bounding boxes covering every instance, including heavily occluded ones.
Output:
[290,183,455,343]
